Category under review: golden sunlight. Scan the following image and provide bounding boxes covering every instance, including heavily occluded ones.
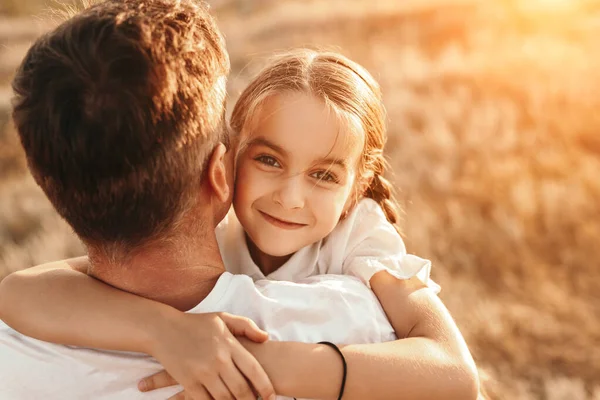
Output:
[528,0,580,9]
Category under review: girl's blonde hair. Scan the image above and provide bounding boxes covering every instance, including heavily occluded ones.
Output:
[231,49,402,233]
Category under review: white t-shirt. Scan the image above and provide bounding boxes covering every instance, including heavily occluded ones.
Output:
[0,272,396,400]
[219,198,440,292]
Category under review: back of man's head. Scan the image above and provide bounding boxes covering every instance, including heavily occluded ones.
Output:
[12,0,230,249]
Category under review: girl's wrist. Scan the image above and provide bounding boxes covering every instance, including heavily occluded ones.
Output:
[141,303,183,355]
[240,340,296,395]
[240,339,340,400]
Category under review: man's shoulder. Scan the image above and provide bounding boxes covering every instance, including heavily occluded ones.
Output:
[252,274,378,310]
[224,274,394,344]
[196,272,374,315]
[254,273,367,291]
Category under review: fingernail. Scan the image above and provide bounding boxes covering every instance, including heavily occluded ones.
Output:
[138,380,147,392]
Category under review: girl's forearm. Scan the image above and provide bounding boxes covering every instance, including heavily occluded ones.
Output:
[341,339,478,400]
[241,340,339,400]
[243,338,478,400]
[0,264,178,354]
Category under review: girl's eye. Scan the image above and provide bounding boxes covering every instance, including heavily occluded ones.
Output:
[311,170,338,183]
[255,155,281,168]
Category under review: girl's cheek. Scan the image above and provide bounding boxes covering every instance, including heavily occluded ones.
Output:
[310,187,346,211]
[236,164,272,199]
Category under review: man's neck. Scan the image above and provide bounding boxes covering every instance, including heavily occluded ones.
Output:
[87,232,225,311]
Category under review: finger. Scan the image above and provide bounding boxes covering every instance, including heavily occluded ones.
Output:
[232,344,275,400]
[138,370,178,392]
[219,360,256,400]
[203,376,234,400]
[219,313,268,343]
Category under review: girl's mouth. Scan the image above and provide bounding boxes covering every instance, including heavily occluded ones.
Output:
[258,211,307,230]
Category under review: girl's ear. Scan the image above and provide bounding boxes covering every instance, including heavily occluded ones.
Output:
[206,142,230,203]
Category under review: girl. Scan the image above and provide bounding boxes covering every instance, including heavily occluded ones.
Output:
[0,49,478,399]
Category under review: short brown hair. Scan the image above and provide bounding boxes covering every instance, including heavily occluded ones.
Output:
[12,0,230,247]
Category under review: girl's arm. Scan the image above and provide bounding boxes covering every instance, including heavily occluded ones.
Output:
[0,257,162,351]
[0,259,276,400]
[246,271,479,400]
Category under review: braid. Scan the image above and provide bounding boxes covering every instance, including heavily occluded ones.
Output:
[364,165,403,235]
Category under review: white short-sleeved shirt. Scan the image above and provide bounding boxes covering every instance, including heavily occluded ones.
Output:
[219,198,440,292]
[0,272,395,400]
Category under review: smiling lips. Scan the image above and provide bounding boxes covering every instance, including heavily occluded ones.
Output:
[259,211,307,230]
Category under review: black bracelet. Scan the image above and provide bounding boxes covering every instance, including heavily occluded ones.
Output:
[292,341,347,400]
[319,341,347,400]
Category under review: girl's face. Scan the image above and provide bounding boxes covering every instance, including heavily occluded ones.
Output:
[233,92,362,257]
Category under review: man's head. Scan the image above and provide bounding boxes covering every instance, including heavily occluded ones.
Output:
[12,0,231,253]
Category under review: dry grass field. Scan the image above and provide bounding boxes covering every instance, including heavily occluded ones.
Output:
[1,0,599,399]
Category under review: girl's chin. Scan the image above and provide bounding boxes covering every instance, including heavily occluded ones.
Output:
[246,235,298,262]
[256,241,300,258]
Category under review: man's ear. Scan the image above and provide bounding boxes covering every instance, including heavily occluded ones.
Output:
[206,142,230,202]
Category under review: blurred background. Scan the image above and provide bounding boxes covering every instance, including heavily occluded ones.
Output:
[1,0,599,398]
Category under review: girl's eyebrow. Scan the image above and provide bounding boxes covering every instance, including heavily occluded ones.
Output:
[246,136,287,156]
[318,156,349,171]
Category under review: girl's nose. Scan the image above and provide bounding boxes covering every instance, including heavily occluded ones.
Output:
[272,175,305,210]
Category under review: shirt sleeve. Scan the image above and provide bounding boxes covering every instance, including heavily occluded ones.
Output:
[340,199,441,293]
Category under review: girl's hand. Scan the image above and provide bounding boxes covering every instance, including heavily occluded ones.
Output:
[141,311,276,400]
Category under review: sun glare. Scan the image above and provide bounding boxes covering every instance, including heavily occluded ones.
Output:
[530,0,579,8]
